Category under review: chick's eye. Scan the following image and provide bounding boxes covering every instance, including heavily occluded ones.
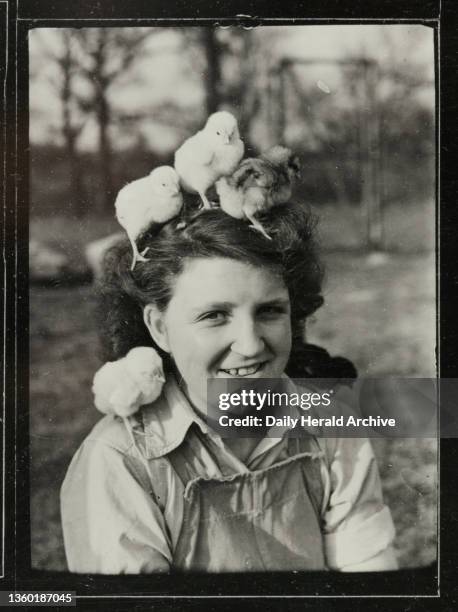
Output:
[216,131,221,136]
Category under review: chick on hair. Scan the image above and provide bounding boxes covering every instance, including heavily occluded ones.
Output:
[260,145,301,205]
[115,166,183,271]
[174,111,244,210]
[216,153,298,240]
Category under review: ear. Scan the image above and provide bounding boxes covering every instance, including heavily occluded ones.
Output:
[143,304,171,353]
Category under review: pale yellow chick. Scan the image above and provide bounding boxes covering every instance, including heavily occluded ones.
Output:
[92,347,165,418]
[174,111,244,209]
[115,166,183,271]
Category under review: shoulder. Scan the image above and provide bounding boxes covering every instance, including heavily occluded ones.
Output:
[69,379,184,471]
[83,413,134,455]
[61,406,157,498]
[315,436,377,471]
[84,383,171,447]
[61,416,137,493]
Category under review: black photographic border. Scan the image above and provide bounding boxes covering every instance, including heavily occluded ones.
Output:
[3,0,456,607]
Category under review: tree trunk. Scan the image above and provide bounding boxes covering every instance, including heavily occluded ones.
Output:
[202,28,221,115]
[361,60,383,250]
[238,32,259,153]
[97,89,114,214]
[68,134,86,218]
[60,37,86,217]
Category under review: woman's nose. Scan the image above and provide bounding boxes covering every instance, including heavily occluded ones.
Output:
[230,319,265,357]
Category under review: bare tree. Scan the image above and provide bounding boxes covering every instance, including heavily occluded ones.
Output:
[72,28,158,213]
[179,28,263,151]
[32,30,87,216]
[218,29,262,153]
[59,31,87,217]
[201,28,222,116]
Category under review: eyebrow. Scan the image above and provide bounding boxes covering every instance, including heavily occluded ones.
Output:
[190,297,290,314]
[258,298,291,308]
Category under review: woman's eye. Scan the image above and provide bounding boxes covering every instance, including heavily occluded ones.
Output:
[199,311,227,323]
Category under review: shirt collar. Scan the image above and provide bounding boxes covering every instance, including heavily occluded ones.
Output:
[139,374,319,460]
[141,375,223,459]
[140,376,211,459]
[248,376,321,458]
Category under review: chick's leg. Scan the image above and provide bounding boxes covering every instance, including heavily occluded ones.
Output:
[242,189,273,240]
[245,211,272,240]
[243,201,272,240]
[129,235,149,271]
[198,190,212,210]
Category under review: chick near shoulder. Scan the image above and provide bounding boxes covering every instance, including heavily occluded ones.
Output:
[92,347,165,418]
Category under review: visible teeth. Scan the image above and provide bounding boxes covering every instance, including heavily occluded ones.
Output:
[222,364,262,376]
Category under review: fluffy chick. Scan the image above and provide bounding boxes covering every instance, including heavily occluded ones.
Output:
[261,145,301,205]
[115,166,183,271]
[124,346,165,392]
[215,158,278,240]
[174,111,244,210]
[92,347,165,418]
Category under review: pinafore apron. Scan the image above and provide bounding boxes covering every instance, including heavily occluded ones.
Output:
[165,430,326,572]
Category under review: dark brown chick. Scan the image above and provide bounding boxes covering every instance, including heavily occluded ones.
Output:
[215,158,277,239]
[261,145,301,205]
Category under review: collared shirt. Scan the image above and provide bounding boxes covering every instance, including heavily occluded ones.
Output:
[61,377,397,573]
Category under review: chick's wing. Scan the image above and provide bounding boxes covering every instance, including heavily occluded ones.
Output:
[175,132,215,167]
[233,158,277,190]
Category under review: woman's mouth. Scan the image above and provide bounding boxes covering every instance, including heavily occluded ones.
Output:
[218,362,266,377]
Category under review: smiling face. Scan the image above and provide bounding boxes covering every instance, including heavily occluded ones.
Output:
[144,257,292,414]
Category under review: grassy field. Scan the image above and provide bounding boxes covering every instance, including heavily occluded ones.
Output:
[30,197,435,269]
[308,250,437,570]
[30,242,437,571]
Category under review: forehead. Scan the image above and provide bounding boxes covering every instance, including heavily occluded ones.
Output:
[169,257,287,307]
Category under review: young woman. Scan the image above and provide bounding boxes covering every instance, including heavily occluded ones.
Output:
[61,203,397,573]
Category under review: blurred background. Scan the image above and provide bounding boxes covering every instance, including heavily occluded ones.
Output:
[29,25,436,571]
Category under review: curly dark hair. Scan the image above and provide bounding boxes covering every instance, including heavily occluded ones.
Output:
[96,202,325,371]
